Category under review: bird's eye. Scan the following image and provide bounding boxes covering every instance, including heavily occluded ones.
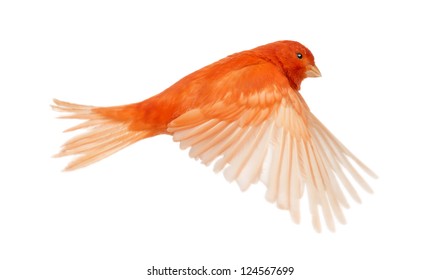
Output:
[296,53,303,59]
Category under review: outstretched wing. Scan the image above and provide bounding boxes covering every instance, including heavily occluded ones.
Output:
[168,62,376,232]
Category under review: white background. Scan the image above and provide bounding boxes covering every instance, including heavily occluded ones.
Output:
[1,1,440,279]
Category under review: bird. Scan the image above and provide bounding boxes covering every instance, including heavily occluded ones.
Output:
[52,40,377,232]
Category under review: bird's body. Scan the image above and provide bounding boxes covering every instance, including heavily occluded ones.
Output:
[53,40,376,232]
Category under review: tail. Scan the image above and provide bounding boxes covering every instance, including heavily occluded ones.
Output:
[52,99,152,171]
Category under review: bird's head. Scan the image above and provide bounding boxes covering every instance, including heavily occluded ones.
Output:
[254,41,321,90]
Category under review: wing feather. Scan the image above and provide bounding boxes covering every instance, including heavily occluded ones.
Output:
[187,121,230,159]
[311,124,362,203]
[277,128,292,210]
[193,122,238,165]
[201,124,243,166]
[234,122,273,189]
[224,121,270,189]
[309,133,347,224]
[289,139,303,223]
[213,125,254,174]
[177,119,219,149]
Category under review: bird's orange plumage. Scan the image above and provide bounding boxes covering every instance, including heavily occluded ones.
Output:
[53,40,376,232]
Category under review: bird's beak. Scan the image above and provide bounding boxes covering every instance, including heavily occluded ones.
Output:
[305,65,321,78]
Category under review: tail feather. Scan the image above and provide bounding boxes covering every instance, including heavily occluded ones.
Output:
[52,99,149,171]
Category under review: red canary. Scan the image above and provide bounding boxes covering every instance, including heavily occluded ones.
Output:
[53,40,376,232]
